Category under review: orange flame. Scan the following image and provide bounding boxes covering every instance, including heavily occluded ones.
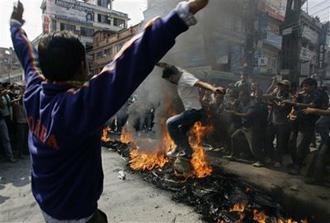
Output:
[120,128,133,144]
[129,148,169,171]
[189,122,213,178]
[277,219,308,223]
[253,210,267,223]
[101,127,110,143]
[230,202,246,220]
[129,119,174,171]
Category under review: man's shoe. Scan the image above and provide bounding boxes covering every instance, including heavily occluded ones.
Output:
[166,148,181,158]
[252,161,264,168]
[177,150,193,159]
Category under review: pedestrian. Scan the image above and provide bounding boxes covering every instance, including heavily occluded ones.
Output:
[0,88,16,162]
[10,0,209,222]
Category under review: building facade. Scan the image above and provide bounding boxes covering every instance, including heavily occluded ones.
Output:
[41,0,129,49]
[254,0,287,76]
[281,0,322,84]
[0,47,23,83]
[89,23,143,75]
[143,0,287,87]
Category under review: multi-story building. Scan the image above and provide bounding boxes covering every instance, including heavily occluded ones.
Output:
[281,0,322,84]
[319,22,330,82]
[0,47,23,83]
[254,0,287,76]
[89,23,143,75]
[143,0,287,87]
[41,0,129,50]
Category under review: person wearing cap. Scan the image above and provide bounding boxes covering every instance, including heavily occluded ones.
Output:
[266,79,292,168]
[288,78,323,175]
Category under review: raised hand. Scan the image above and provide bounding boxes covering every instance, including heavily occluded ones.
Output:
[11,1,25,24]
[188,0,209,14]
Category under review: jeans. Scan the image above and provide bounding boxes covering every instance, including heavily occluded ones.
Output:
[0,119,14,159]
[167,109,204,155]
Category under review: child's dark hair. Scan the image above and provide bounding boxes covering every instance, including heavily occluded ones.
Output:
[38,31,86,81]
[162,66,180,79]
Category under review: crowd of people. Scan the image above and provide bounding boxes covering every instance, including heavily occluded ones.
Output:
[203,73,329,185]
[0,82,28,163]
[107,71,330,186]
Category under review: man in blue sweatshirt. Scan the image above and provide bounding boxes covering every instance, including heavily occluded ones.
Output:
[10,0,208,222]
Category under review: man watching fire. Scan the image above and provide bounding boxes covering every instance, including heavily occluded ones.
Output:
[157,63,225,159]
[10,0,208,222]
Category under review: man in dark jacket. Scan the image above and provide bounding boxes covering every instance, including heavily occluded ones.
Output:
[10,0,208,222]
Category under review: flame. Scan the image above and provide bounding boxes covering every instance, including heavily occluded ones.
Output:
[253,210,267,223]
[129,148,169,171]
[120,127,133,144]
[229,202,246,220]
[101,127,110,143]
[129,119,174,171]
[189,122,213,178]
[277,219,308,223]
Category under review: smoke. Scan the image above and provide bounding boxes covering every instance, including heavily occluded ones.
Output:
[121,0,250,147]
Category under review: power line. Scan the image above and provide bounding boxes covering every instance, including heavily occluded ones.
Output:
[309,0,328,10]
[311,6,330,16]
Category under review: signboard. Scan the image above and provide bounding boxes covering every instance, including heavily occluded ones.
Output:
[46,0,95,24]
[302,26,319,45]
[264,31,282,49]
[263,0,287,21]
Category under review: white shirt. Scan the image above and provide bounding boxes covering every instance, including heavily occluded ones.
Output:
[177,71,202,111]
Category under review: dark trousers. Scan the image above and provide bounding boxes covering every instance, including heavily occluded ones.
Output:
[167,109,204,155]
[307,117,330,181]
[15,123,29,156]
[289,125,315,168]
[267,123,291,162]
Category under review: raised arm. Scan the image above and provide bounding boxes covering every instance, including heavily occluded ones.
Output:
[10,1,45,90]
[59,1,209,136]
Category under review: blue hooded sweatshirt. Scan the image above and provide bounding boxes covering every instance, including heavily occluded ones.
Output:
[11,10,188,220]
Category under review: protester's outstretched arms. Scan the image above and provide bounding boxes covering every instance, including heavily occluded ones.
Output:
[303,108,330,116]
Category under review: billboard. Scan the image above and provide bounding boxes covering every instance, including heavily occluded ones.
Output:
[263,0,287,21]
[45,0,95,25]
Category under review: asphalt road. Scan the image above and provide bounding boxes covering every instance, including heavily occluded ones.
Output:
[0,149,202,223]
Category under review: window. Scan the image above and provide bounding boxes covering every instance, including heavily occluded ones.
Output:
[104,47,112,56]
[81,27,94,37]
[113,18,126,28]
[96,51,103,59]
[51,19,57,32]
[115,43,124,53]
[60,23,76,32]
[98,14,110,24]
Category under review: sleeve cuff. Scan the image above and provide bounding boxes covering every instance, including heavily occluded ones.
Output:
[174,1,197,26]
[10,19,22,26]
